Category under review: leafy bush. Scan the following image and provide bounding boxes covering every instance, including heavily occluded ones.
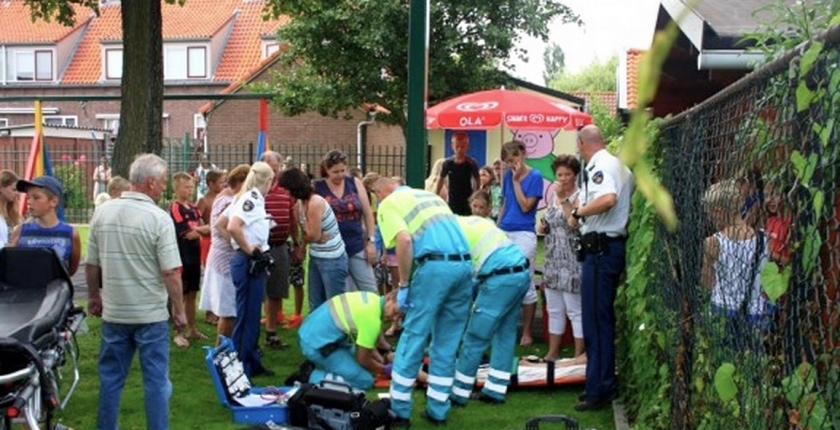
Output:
[54,163,87,210]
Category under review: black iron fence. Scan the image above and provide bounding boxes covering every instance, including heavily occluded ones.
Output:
[619,26,840,429]
[0,138,405,223]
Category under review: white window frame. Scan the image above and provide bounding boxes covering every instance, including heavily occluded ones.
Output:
[164,43,208,80]
[4,48,55,82]
[43,115,78,127]
[96,113,120,134]
[0,118,8,128]
[262,41,280,59]
[193,114,206,140]
[104,48,122,80]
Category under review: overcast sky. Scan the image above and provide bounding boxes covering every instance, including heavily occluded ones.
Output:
[506,0,661,84]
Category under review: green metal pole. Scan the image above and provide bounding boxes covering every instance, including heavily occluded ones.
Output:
[405,0,430,189]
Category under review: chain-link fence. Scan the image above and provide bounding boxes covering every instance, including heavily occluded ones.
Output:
[620,25,840,429]
[0,138,406,223]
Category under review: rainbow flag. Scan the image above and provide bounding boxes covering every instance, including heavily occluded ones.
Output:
[21,101,64,221]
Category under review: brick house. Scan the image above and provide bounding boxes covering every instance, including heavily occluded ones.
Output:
[0,0,287,142]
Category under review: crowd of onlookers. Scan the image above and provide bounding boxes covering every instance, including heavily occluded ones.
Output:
[0,121,792,428]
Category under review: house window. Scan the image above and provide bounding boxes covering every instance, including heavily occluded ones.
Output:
[194,114,206,140]
[164,45,207,80]
[105,49,122,80]
[262,42,280,59]
[96,114,120,134]
[43,115,77,127]
[4,49,53,82]
[0,118,8,128]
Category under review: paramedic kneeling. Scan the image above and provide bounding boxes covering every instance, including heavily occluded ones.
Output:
[298,291,400,390]
[567,125,634,412]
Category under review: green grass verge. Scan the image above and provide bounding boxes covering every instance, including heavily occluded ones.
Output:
[61,231,612,429]
[54,305,613,430]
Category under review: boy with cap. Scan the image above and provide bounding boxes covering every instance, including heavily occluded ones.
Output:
[10,175,81,276]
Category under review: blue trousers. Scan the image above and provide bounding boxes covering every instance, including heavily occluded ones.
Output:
[97,321,171,430]
[231,252,268,378]
[452,270,530,404]
[389,260,473,421]
[299,309,374,391]
[581,240,625,400]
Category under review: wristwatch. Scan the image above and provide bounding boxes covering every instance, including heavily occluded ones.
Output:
[367,236,376,242]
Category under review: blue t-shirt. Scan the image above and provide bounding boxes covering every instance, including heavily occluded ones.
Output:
[17,221,74,270]
[499,168,543,232]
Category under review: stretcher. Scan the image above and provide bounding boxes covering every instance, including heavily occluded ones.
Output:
[373,357,586,389]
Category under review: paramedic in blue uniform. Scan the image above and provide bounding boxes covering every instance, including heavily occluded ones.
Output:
[568,125,634,411]
[451,216,530,406]
[298,291,401,390]
[371,176,473,427]
[226,161,275,378]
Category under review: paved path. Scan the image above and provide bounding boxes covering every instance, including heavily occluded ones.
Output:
[71,262,88,301]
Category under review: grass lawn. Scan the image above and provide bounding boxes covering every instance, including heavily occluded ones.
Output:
[58,231,614,429]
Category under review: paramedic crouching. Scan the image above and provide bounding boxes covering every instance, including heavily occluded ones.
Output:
[567,125,634,412]
[298,291,400,390]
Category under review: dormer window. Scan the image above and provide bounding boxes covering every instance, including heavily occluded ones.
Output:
[4,49,54,82]
[104,48,122,80]
[262,41,280,59]
[164,44,207,80]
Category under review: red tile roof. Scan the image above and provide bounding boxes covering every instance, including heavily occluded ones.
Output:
[625,49,644,110]
[0,1,91,43]
[214,1,286,82]
[1,0,287,85]
[572,91,618,115]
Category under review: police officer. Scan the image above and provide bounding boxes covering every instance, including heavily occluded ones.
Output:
[451,216,530,406]
[372,176,473,427]
[567,125,634,411]
[227,161,275,378]
[298,291,401,390]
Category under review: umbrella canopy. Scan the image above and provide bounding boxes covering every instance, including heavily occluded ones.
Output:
[426,88,592,130]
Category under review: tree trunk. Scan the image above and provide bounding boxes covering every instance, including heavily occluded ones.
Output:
[112,1,164,177]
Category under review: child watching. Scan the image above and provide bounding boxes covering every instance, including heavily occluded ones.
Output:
[469,189,493,219]
[10,176,81,276]
[170,172,208,347]
[107,176,130,199]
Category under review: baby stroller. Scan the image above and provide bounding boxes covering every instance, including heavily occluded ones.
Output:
[0,248,85,430]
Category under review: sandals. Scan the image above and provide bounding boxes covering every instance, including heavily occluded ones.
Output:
[283,314,303,329]
[174,334,190,348]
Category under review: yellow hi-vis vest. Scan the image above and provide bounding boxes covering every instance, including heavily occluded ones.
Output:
[327,291,382,349]
[456,216,512,275]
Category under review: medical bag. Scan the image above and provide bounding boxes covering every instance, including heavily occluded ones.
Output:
[287,380,392,430]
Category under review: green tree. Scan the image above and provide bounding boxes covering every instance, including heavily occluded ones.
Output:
[260,0,581,131]
[549,55,618,92]
[23,0,182,177]
[542,42,566,84]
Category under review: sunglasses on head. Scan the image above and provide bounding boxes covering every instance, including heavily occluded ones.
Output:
[327,151,347,163]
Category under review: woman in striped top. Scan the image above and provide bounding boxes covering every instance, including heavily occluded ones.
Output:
[280,167,348,312]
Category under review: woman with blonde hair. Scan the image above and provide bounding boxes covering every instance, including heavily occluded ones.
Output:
[0,170,21,248]
[226,161,276,377]
[425,158,448,200]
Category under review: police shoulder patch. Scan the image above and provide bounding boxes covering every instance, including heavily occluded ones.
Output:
[251,190,259,199]
[243,200,255,212]
[592,171,604,184]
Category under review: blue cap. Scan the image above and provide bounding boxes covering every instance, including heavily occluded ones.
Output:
[16,176,64,202]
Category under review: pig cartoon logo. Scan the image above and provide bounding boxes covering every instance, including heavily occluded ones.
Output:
[512,129,561,209]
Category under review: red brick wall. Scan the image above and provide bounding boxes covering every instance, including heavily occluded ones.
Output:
[204,62,405,152]
[0,84,227,139]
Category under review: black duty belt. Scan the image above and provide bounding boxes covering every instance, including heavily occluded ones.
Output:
[416,253,471,263]
[477,261,530,280]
